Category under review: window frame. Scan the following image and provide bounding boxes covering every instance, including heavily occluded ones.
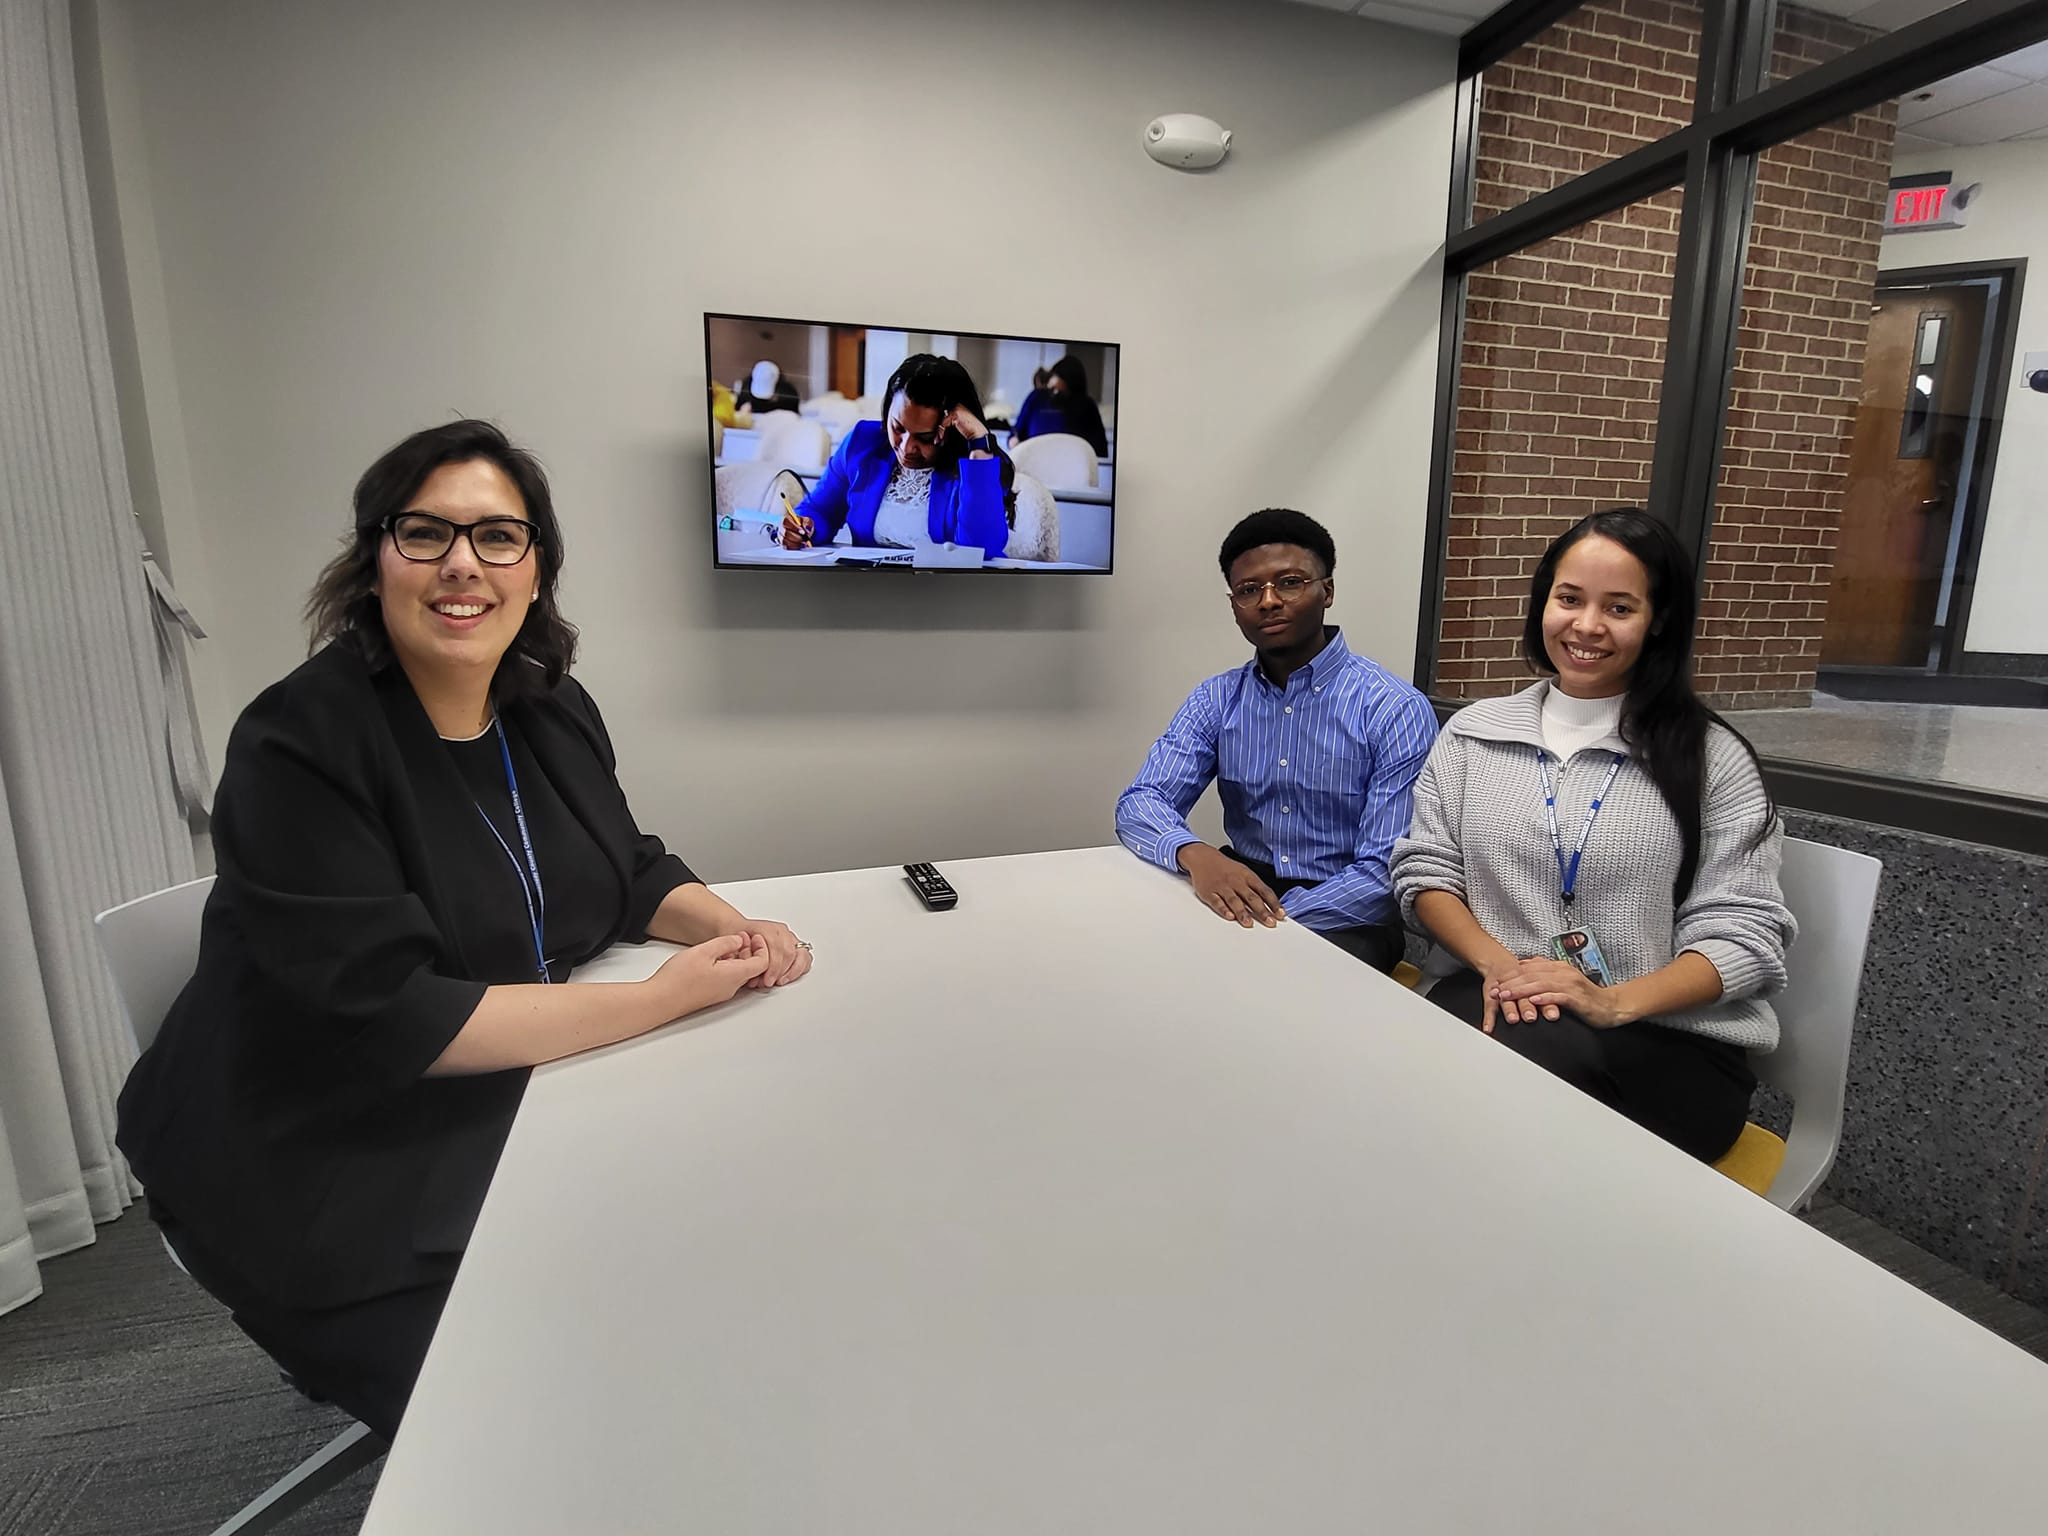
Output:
[1416,0,2048,854]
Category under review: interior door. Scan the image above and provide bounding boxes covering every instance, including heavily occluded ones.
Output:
[1821,283,1985,668]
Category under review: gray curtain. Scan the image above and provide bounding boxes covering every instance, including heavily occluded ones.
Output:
[0,0,199,1318]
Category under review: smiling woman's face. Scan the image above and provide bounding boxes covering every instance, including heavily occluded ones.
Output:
[374,458,536,688]
[1541,534,1653,699]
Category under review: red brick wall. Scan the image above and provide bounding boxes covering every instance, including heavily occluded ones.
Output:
[1436,0,1892,709]
[1696,26,1896,708]
[1438,188,1683,696]
[1472,0,1699,221]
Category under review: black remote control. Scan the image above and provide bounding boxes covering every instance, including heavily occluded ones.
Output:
[903,862,958,910]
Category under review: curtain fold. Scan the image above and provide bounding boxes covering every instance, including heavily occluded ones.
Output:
[0,0,201,1318]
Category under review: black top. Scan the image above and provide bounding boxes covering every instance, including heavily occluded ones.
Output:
[734,381,800,416]
[441,723,617,981]
[117,642,696,1310]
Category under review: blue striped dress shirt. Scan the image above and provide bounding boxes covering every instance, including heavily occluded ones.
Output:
[1115,629,1438,931]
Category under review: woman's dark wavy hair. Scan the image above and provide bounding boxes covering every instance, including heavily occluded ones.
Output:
[1048,354,1092,401]
[882,354,1017,523]
[303,419,577,700]
[1520,508,1772,904]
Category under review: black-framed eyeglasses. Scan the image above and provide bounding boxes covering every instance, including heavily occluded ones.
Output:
[381,512,539,566]
[1227,574,1328,608]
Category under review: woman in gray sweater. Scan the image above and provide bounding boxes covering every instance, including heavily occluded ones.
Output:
[1392,509,1794,1160]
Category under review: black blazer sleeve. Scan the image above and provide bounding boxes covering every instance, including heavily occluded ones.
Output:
[549,675,698,939]
[215,682,489,1092]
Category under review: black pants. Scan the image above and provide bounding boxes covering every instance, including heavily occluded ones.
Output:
[1427,970,1755,1162]
[155,1203,449,1443]
[1222,849,1405,974]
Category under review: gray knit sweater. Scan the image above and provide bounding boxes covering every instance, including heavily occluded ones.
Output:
[1391,682,1795,1050]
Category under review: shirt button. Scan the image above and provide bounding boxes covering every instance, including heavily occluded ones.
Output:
[1284,706,1293,715]
[1282,806,1291,814]
[1313,685,1323,693]
[1281,856,1290,864]
[1279,758,1288,767]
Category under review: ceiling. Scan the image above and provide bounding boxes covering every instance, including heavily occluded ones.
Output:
[1283,0,1497,37]
[1282,0,2048,146]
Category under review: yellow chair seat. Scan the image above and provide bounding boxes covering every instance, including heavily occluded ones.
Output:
[1392,960,1422,990]
[1713,1122,1786,1197]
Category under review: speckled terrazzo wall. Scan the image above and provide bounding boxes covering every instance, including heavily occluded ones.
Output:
[1782,811,2048,1308]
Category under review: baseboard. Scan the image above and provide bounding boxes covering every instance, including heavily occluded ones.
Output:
[1955,651,2048,680]
[1816,667,2048,708]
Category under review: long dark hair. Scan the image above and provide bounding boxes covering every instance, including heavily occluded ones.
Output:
[1520,508,1772,903]
[1048,355,1092,401]
[883,354,1017,523]
[304,419,578,699]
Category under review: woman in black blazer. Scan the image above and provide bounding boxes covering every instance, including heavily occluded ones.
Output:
[117,420,811,1441]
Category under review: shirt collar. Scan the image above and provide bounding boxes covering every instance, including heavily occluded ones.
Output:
[1246,626,1348,691]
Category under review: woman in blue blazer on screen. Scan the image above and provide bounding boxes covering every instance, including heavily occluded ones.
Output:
[782,354,1017,558]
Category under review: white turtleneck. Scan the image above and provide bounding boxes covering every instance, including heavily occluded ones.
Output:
[1540,684,1625,761]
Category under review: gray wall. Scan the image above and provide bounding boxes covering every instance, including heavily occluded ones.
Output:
[87,0,1456,882]
[1784,811,2048,1308]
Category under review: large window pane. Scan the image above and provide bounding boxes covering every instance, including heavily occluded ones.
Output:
[1472,0,1700,224]
[1435,188,1683,699]
[1715,51,2048,806]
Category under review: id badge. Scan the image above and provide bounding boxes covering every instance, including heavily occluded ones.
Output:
[1550,927,1613,988]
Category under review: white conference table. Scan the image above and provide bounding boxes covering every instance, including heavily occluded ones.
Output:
[361,847,2048,1534]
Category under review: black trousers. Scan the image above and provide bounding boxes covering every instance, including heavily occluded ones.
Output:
[1427,970,1755,1162]
[1222,849,1406,974]
[155,1202,449,1443]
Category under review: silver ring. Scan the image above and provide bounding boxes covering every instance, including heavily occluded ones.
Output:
[797,939,813,952]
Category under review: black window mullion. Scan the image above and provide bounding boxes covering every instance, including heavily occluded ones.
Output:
[1719,0,2048,152]
[1446,132,1693,273]
[1415,71,1484,689]
[1645,137,1760,564]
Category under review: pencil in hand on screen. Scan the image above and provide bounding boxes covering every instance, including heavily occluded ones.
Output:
[774,479,813,548]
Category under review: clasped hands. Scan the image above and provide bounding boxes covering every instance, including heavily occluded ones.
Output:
[1479,953,1624,1034]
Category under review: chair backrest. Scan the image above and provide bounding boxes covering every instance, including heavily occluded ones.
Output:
[1761,836,1882,1210]
[754,411,830,471]
[93,875,216,1052]
[1005,471,1061,563]
[714,460,785,525]
[1008,432,1099,490]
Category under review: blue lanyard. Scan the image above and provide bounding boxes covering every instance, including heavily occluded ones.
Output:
[470,720,550,983]
[1536,748,1625,905]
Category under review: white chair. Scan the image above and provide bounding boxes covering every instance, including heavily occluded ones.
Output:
[714,460,790,527]
[1711,836,1882,1211]
[1009,431,1099,490]
[752,410,831,472]
[1005,470,1061,563]
[94,877,386,1535]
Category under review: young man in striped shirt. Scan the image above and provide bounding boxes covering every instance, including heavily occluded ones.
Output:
[1115,509,1438,972]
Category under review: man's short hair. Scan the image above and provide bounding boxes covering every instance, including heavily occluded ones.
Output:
[1218,509,1336,578]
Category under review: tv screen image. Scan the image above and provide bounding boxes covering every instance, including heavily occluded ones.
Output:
[706,313,1117,573]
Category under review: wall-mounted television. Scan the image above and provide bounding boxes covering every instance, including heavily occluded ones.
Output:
[706,312,1118,573]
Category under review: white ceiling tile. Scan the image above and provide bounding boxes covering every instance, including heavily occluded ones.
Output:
[1990,40,2048,82]
[1896,65,2029,125]
[1847,0,1968,31]
[1909,79,2048,144]
[1355,0,1470,31]
[1891,129,1948,153]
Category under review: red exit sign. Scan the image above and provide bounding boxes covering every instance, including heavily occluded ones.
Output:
[1884,173,1974,234]
[1894,184,1947,224]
